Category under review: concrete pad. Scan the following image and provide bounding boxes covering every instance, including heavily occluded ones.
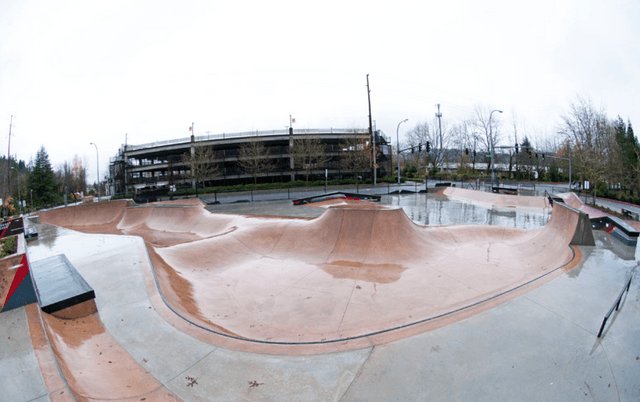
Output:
[0,307,48,402]
[40,311,179,401]
[341,296,619,402]
[28,229,218,387]
[99,299,217,384]
[598,277,640,400]
[524,247,636,336]
[72,236,152,310]
[28,233,148,310]
[0,305,32,357]
[27,396,51,402]
[166,347,372,402]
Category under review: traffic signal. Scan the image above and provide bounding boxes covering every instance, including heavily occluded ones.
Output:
[426,141,431,152]
[473,150,476,157]
[418,144,422,152]
[542,154,545,160]
[465,148,469,155]
[535,152,539,159]
[528,151,532,159]
[515,142,519,154]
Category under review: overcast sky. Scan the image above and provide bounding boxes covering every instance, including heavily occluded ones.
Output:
[1,0,638,183]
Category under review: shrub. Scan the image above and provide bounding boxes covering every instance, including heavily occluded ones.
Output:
[378,176,403,183]
[0,236,17,258]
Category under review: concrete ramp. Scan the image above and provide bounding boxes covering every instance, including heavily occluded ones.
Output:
[38,199,589,346]
[147,205,582,344]
[39,200,129,234]
[557,203,596,246]
[442,187,550,208]
[556,193,637,245]
[556,192,607,218]
[40,310,179,401]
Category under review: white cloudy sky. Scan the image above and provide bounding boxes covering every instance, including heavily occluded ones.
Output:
[1,0,638,183]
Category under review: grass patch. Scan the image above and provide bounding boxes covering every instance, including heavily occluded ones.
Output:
[0,236,17,258]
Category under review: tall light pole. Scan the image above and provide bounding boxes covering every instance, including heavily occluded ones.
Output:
[12,166,21,215]
[489,109,503,185]
[7,115,14,192]
[396,119,408,184]
[366,74,375,185]
[90,142,100,200]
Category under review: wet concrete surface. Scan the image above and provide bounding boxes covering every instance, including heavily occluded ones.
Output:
[206,193,552,230]
[0,307,49,402]
[5,192,640,401]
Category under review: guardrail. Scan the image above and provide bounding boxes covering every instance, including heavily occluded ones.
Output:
[122,128,370,152]
[597,268,635,337]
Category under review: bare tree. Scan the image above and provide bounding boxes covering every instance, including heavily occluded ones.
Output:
[181,145,221,191]
[340,137,374,180]
[54,155,87,201]
[237,140,275,184]
[290,133,331,182]
[450,120,476,175]
[558,95,615,198]
[405,122,430,174]
[472,104,503,174]
[406,119,454,174]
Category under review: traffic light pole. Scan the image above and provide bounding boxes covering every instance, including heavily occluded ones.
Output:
[398,142,430,154]
[494,145,572,190]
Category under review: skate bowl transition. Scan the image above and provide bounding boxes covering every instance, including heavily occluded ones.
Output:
[37,194,592,349]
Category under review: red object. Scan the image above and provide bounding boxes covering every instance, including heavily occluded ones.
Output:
[3,254,29,310]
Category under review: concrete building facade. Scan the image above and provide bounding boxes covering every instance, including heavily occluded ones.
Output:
[109,128,392,195]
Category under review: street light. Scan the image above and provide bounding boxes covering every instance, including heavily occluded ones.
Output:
[396,119,408,184]
[489,109,503,185]
[90,142,100,200]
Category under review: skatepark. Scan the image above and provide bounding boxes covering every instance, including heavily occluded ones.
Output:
[1,187,638,401]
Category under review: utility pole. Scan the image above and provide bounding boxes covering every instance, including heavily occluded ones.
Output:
[436,104,442,171]
[489,109,503,185]
[436,104,442,149]
[366,74,376,185]
[13,166,21,215]
[514,125,518,179]
[7,115,13,193]
[90,143,100,200]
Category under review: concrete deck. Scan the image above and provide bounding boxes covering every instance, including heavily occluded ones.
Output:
[1,193,639,401]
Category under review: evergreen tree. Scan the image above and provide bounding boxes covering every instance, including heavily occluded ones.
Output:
[27,146,60,206]
[627,120,635,147]
[614,117,639,191]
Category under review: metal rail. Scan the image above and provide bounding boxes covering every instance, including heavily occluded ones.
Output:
[597,268,635,337]
[122,128,371,152]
